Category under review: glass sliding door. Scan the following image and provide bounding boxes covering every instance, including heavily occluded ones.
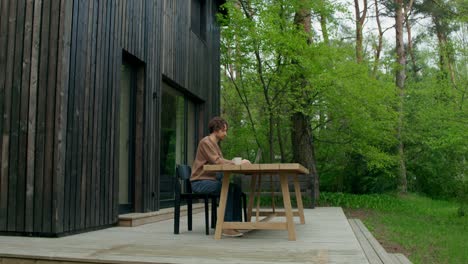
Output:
[159,82,198,208]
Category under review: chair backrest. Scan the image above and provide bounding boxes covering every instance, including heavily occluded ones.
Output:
[175,165,192,193]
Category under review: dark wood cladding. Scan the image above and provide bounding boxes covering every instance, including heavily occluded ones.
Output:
[0,0,74,235]
[162,0,221,132]
[0,0,222,236]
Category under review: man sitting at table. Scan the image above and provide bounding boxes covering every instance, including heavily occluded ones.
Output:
[191,116,250,237]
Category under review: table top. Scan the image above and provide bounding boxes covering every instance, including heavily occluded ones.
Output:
[204,163,309,174]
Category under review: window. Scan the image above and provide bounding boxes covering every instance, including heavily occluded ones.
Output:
[191,0,206,40]
[159,82,199,208]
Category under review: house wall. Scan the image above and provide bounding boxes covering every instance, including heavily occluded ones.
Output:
[0,0,73,236]
[162,0,221,110]
[0,0,223,236]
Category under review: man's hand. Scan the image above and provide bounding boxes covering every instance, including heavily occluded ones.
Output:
[241,159,251,164]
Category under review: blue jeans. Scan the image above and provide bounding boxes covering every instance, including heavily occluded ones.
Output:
[191,173,241,222]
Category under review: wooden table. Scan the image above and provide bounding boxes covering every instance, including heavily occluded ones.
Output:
[204,163,309,241]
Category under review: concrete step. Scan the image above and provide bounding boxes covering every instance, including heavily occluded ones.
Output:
[119,203,205,227]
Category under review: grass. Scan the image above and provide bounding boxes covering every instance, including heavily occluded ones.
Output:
[319,192,468,264]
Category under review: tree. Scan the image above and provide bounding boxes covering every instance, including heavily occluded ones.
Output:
[372,0,384,75]
[219,0,466,202]
[415,0,458,85]
[354,0,368,63]
[394,0,408,193]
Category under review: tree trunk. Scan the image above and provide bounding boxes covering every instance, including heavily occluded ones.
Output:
[372,0,383,75]
[291,113,319,204]
[395,0,408,193]
[354,0,367,63]
[404,0,417,77]
[276,117,285,163]
[292,1,320,205]
[434,16,456,85]
[319,0,329,44]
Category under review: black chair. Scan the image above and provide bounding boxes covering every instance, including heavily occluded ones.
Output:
[173,165,248,235]
[174,165,217,235]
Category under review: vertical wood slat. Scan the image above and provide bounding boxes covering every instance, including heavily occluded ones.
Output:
[53,0,73,235]
[76,0,88,231]
[94,0,104,226]
[154,0,162,212]
[114,0,119,216]
[127,0,130,50]
[122,0,127,50]
[0,0,10,230]
[97,0,105,226]
[140,0,146,212]
[108,0,117,223]
[87,0,99,229]
[33,0,51,233]
[64,0,78,233]
[113,0,123,219]
[147,0,154,211]
[0,0,13,230]
[101,0,111,225]
[42,0,61,234]
[108,0,115,222]
[80,0,94,230]
[7,0,24,232]
[90,0,99,227]
[17,0,34,232]
[25,0,43,233]
[148,0,154,211]
[67,0,78,232]
[101,0,109,225]
[74,0,88,232]
[101,0,110,225]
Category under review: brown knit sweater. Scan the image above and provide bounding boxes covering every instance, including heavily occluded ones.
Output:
[190,136,234,181]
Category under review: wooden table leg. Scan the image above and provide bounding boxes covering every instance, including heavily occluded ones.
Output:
[280,173,296,241]
[255,175,262,221]
[247,174,257,221]
[214,172,231,239]
[293,174,305,224]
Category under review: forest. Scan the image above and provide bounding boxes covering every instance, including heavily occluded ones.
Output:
[218,0,467,203]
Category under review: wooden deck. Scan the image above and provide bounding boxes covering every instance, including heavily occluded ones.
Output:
[348,219,412,264]
[0,208,370,264]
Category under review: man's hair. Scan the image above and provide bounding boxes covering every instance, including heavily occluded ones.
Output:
[208,117,228,133]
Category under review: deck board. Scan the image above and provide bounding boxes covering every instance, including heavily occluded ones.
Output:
[0,208,369,264]
[349,219,412,264]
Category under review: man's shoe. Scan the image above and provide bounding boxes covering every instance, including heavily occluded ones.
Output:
[222,229,243,237]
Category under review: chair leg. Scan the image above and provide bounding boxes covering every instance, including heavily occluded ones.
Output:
[188,198,192,231]
[174,198,181,234]
[204,198,209,235]
[242,193,247,222]
[211,197,217,228]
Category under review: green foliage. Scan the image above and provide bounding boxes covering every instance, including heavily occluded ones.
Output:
[404,69,467,198]
[219,0,467,200]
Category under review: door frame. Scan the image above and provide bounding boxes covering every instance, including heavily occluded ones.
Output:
[119,51,145,214]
